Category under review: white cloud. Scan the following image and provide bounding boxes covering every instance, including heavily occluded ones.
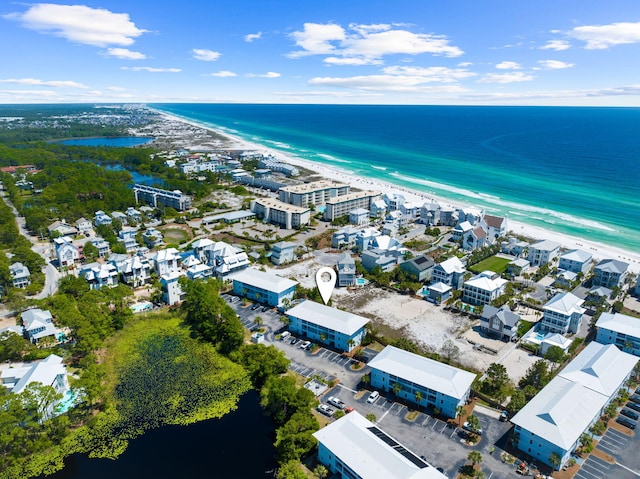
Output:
[569,21,640,49]
[121,67,181,73]
[288,22,463,62]
[104,48,146,60]
[458,62,474,67]
[245,32,262,42]
[382,66,476,82]
[0,89,58,98]
[324,57,383,66]
[4,4,146,47]
[537,60,574,69]
[252,72,281,78]
[0,78,88,88]
[106,86,128,91]
[192,49,221,61]
[495,61,521,70]
[309,74,468,93]
[477,71,534,83]
[540,39,571,51]
[289,23,346,58]
[209,71,237,77]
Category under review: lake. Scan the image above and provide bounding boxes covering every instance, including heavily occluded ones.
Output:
[104,164,164,186]
[44,390,277,479]
[59,137,155,147]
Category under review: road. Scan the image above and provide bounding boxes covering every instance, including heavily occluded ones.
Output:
[0,190,61,300]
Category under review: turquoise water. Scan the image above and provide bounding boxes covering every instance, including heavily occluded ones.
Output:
[59,137,154,147]
[57,389,80,414]
[150,104,640,253]
[356,278,369,286]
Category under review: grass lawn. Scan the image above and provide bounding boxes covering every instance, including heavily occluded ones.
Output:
[468,255,512,274]
[160,227,190,244]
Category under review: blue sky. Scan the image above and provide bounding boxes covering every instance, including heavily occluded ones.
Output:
[1,1,640,105]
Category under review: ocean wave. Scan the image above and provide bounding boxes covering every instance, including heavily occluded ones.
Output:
[371,166,387,171]
[265,140,292,149]
[389,172,616,233]
[317,153,351,164]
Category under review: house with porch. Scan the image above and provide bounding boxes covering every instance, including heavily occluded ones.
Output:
[10,262,31,288]
[593,259,629,289]
[79,262,119,290]
[479,305,520,341]
[21,308,63,345]
[270,241,296,265]
[399,255,435,282]
[596,312,640,356]
[462,271,508,306]
[54,236,79,268]
[558,249,593,274]
[431,257,466,290]
[539,292,585,335]
[528,240,560,266]
[337,252,356,287]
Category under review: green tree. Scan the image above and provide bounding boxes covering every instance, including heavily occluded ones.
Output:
[230,344,290,388]
[506,390,527,415]
[414,390,423,405]
[519,359,550,391]
[484,363,510,394]
[456,405,467,427]
[468,450,483,466]
[276,461,307,479]
[549,452,562,470]
[261,375,316,426]
[392,382,402,396]
[274,410,319,463]
[83,240,99,262]
[466,414,481,436]
[0,331,33,362]
[313,464,329,479]
[365,412,376,422]
[544,345,567,364]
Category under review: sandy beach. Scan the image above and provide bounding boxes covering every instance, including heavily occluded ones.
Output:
[153,109,640,274]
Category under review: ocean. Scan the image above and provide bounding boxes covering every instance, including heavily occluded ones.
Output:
[150,104,640,253]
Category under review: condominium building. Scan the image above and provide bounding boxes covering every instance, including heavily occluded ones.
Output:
[323,191,382,222]
[596,312,640,356]
[230,268,298,308]
[251,197,311,230]
[278,180,349,207]
[133,184,192,211]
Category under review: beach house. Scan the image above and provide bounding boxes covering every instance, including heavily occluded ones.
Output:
[9,262,31,288]
[142,227,164,248]
[511,342,638,470]
[93,210,112,227]
[152,248,181,276]
[21,308,62,345]
[399,255,435,282]
[592,259,629,289]
[368,346,475,419]
[527,240,560,266]
[361,249,397,273]
[337,252,356,287]
[286,300,369,352]
[270,241,296,265]
[110,254,152,287]
[313,412,447,479]
[539,292,585,335]
[79,262,119,290]
[483,214,507,240]
[160,271,185,305]
[230,268,298,308]
[479,305,520,341]
[54,236,79,268]
[89,236,111,258]
[75,217,92,234]
[349,208,370,226]
[558,249,593,274]
[596,312,640,356]
[332,226,361,249]
[462,271,508,306]
[431,257,466,290]
[47,220,77,237]
[200,241,250,277]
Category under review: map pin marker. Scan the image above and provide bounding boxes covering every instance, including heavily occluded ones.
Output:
[315,267,336,305]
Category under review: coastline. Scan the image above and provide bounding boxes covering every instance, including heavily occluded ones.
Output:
[149,108,640,274]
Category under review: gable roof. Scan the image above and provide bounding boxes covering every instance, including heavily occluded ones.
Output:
[595,259,629,274]
[402,255,435,272]
[484,214,505,229]
[544,292,585,316]
[596,312,640,338]
[481,305,519,327]
[560,249,593,263]
[436,257,465,275]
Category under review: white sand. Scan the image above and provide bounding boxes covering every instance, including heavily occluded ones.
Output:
[153,109,640,274]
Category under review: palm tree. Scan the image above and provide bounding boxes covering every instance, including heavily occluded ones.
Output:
[392,382,402,397]
[466,414,481,436]
[313,464,329,479]
[548,452,562,470]
[468,451,483,467]
[253,316,263,327]
[414,390,423,406]
[475,471,486,479]
[456,405,467,427]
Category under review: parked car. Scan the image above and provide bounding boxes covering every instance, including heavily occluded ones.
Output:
[463,421,483,435]
[499,410,509,422]
[280,331,291,341]
[620,408,639,420]
[367,391,380,404]
[629,394,640,404]
[327,396,346,410]
[290,337,299,345]
[317,404,335,417]
[251,303,260,310]
[626,402,640,413]
[299,340,311,350]
[261,306,269,312]
[616,416,637,430]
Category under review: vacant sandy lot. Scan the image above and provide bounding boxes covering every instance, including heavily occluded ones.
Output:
[268,256,535,382]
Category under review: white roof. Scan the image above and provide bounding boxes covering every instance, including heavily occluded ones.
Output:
[191,238,214,249]
[313,412,447,479]
[464,272,508,293]
[8,354,67,394]
[530,239,560,252]
[286,300,369,335]
[428,282,452,293]
[436,257,465,275]
[544,292,585,316]
[596,312,640,338]
[509,258,530,267]
[595,258,629,274]
[455,221,473,232]
[511,376,607,450]
[512,342,638,451]
[230,268,298,294]
[368,346,475,400]
[559,342,638,397]
[560,249,592,263]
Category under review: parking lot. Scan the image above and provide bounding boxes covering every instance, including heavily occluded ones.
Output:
[224,293,549,478]
[572,426,640,479]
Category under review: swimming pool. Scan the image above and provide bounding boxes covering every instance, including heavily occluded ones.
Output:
[356,278,369,286]
[57,389,81,414]
[130,302,153,313]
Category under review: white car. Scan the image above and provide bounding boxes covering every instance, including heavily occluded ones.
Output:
[327,396,346,410]
[367,391,380,404]
[317,404,335,417]
[299,340,311,350]
[463,421,483,435]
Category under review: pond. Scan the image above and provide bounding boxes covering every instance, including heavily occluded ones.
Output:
[104,164,164,186]
[58,137,155,147]
[44,390,276,479]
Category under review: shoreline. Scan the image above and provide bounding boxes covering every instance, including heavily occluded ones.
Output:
[148,107,640,274]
